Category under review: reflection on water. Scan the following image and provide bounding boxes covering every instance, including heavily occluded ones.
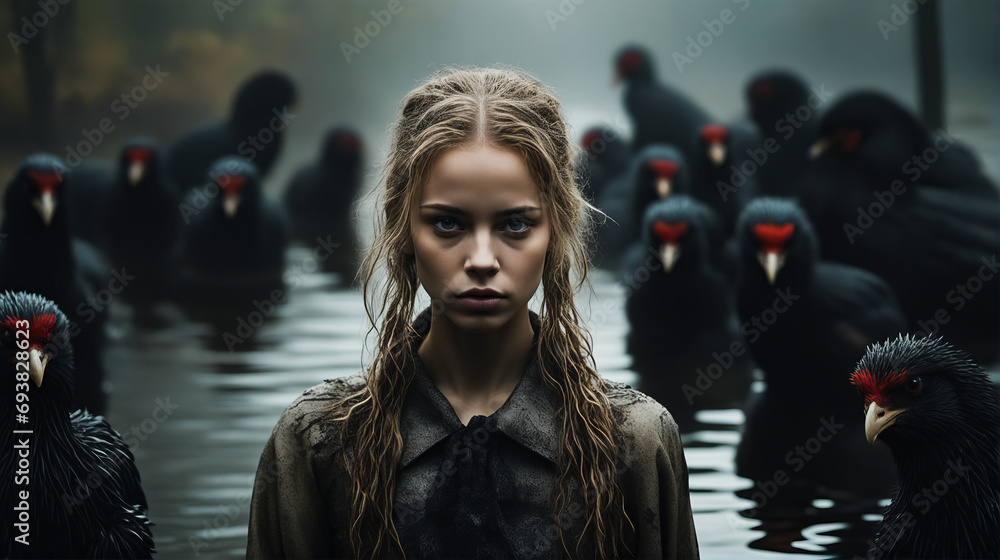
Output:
[102,250,912,559]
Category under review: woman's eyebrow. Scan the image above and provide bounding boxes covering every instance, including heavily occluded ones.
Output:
[419,203,542,217]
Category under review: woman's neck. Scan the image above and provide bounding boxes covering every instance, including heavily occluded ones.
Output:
[418,308,535,425]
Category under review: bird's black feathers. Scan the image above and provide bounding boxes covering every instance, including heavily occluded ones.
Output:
[854,335,1000,559]
[0,291,154,558]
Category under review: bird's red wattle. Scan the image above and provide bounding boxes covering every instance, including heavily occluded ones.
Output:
[218,174,248,196]
[700,124,728,144]
[338,133,361,152]
[653,221,688,245]
[27,171,62,195]
[752,223,795,254]
[127,147,153,164]
[2,313,57,348]
[835,127,864,153]
[750,80,774,100]
[617,51,642,77]
[647,159,678,180]
[850,368,908,407]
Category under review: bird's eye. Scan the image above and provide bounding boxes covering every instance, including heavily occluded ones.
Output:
[906,377,923,396]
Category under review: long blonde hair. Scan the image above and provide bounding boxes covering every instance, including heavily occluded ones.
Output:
[334,67,631,559]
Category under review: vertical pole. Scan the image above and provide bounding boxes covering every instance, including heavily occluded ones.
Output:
[915,0,944,130]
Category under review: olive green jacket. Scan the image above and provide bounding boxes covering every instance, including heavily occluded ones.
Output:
[247,311,699,559]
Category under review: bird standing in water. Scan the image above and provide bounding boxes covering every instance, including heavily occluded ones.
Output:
[178,157,289,314]
[851,335,1000,559]
[578,126,631,204]
[67,139,183,302]
[743,70,819,199]
[595,145,691,271]
[689,122,761,235]
[623,195,753,430]
[614,44,712,165]
[166,70,297,193]
[734,198,902,504]
[0,154,111,415]
[284,127,365,280]
[799,90,1000,366]
[0,291,154,558]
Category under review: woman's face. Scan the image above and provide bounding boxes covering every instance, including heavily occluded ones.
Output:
[409,142,550,333]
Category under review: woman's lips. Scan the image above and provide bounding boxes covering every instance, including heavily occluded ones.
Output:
[456,289,505,311]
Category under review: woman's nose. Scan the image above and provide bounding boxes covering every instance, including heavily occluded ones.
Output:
[465,229,499,276]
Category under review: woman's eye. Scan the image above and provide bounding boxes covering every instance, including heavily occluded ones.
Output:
[905,377,923,395]
[505,218,531,234]
[433,217,460,232]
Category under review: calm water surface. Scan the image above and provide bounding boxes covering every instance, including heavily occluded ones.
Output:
[103,248,968,559]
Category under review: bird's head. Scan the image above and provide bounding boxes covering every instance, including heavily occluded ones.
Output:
[320,127,364,173]
[698,124,730,167]
[810,91,931,170]
[117,138,164,188]
[207,157,261,219]
[232,70,297,130]
[634,145,688,202]
[614,45,654,85]
[642,195,715,274]
[736,198,817,287]
[851,334,999,449]
[581,127,621,159]
[0,292,75,410]
[745,70,810,126]
[4,154,69,230]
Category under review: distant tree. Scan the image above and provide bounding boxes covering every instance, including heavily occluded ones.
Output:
[10,0,75,147]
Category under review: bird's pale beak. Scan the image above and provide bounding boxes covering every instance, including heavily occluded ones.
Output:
[809,138,831,159]
[28,347,49,387]
[865,401,906,445]
[224,195,241,218]
[128,161,145,186]
[659,243,679,272]
[656,177,671,199]
[32,192,56,226]
[757,251,785,285]
[709,143,726,166]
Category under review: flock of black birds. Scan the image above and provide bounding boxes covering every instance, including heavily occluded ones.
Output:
[591,44,1000,558]
[1,41,998,558]
[0,71,364,557]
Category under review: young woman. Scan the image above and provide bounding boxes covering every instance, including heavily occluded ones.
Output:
[247,67,699,560]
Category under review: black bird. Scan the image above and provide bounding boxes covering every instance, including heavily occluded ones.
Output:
[614,44,712,164]
[628,145,692,238]
[0,291,154,558]
[166,71,297,192]
[283,127,364,279]
[734,198,903,504]
[105,139,183,300]
[578,126,631,203]
[595,145,690,271]
[622,195,753,430]
[178,157,289,312]
[66,139,182,301]
[808,91,998,200]
[851,335,1000,559]
[0,154,111,415]
[800,90,1000,365]
[744,70,819,199]
[689,122,761,235]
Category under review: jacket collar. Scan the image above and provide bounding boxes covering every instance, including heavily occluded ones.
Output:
[399,308,561,467]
